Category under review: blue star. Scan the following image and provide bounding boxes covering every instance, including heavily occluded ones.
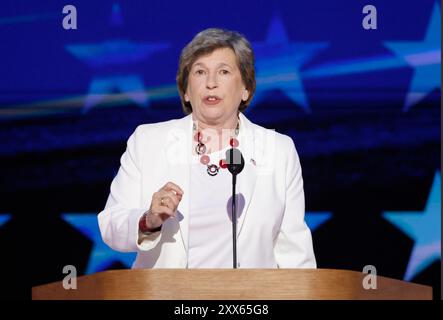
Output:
[66,40,169,112]
[0,214,11,227]
[65,3,170,113]
[83,75,150,112]
[62,213,136,274]
[305,212,332,231]
[383,172,441,281]
[249,15,328,113]
[384,3,441,112]
[66,40,170,68]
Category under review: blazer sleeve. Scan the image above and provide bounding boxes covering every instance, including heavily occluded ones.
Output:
[97,126,162,253]
[274,136,317,268]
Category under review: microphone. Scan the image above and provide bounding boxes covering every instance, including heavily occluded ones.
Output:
[226,148,245,176]
[225,148,245,269]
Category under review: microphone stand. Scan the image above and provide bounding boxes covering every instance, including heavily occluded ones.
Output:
[232,173,237,269]
[227,147,244,269]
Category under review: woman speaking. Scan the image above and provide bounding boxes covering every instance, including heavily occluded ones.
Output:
[98,28,316,269]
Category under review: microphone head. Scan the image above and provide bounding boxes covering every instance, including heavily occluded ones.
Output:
[225,148,245,176]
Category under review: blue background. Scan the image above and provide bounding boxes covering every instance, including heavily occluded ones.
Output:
[0,0,440,299]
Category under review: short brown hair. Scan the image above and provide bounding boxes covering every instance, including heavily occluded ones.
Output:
[176,28,256,114]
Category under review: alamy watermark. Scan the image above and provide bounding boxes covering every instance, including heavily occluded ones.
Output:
[362,265,377,290]
[62,5,77,30]
[362,5,377,30]
[62,265,77,290]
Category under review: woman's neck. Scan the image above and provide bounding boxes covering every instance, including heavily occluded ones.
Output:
[192,114,239,154]
[193,114,239,136]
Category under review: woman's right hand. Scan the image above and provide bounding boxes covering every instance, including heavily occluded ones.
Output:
[145,182,184,230]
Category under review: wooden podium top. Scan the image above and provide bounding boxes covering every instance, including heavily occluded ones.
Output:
[32,268,432,300]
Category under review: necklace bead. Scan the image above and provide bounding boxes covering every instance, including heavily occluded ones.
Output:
[207,164,219,176]
[196,142,206,155]
[200,154,210,165]
[229,138,239,148]
[194,132,202,142]
[219,159,228,169]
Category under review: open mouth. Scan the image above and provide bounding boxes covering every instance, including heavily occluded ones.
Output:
[203,95,222,105]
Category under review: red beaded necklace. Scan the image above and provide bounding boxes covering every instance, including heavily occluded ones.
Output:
[193,120,240,176]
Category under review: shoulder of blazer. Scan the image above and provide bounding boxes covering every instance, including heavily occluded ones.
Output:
[125,115,191,164]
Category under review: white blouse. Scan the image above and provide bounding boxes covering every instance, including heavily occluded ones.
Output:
[188,145,236,268]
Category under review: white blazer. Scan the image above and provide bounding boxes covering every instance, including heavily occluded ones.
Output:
[98,112,316,269]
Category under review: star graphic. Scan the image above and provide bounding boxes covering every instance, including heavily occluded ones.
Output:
[62,213,136,274]
[249,15,328,113]
[383,171,441,281]
[66,39,170,68]
[65,2,170,113]
[384,2,441,112]
[66,40,169,112]
[83,75,149,112]
[305,212,332,231]
[0,214,11,227]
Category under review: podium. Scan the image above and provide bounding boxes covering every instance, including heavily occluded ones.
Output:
[32,269,432,300]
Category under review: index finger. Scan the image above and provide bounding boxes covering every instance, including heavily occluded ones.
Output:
[163,182,184,196]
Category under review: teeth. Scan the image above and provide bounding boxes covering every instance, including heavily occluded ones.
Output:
[208,97,217,101]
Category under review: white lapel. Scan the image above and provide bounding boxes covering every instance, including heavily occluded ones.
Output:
[165,114,193,252]
[235,112,258,237]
